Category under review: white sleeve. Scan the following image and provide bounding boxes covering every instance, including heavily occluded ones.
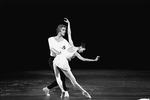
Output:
[48,37,53,49]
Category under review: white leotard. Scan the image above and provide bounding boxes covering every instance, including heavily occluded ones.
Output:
[53,46,78,70]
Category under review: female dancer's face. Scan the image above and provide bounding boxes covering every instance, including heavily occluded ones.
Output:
[78,46,85,53]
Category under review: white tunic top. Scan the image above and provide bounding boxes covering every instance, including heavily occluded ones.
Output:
[48,37,69,57]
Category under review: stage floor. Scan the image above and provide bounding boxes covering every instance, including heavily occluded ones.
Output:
[1,70,150,100]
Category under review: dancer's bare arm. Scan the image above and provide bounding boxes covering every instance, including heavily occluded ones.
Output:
[75,52,100,61]
[64,18,74,46]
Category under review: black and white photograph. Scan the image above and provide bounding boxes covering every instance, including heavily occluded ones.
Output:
[1,0,150,100]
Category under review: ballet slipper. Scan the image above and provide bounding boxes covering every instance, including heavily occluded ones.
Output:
[64,91,69,98]
[82,91,91,98]
[60,91,69,98]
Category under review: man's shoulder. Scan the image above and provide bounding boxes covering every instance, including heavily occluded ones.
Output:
[48,36,55,41]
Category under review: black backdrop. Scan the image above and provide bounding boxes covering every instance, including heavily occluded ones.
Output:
[1,0,149,71]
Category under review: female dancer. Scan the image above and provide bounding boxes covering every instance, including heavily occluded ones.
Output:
[52,18,99,98]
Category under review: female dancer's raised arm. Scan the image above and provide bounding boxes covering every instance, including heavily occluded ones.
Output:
[64,18,74,46]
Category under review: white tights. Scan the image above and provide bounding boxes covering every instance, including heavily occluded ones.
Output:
[53,64,86,93]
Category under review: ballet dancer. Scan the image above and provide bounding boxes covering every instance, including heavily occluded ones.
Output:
[43,24,70,97]
[53,18,100,98]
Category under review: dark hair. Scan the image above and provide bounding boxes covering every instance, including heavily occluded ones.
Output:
[56,24,66,34]
[81,42,85,48]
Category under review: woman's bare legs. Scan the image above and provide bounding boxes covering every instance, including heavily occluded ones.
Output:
[62,69,84,91]
[53,64,69,98]
[62,69,91,98]
[53,64,65,93]
[53,64,91,98]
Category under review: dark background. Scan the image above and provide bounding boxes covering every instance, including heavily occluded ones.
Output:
[1,0,149,72]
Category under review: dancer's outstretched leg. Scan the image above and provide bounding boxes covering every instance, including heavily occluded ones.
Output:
[62,69,91,98]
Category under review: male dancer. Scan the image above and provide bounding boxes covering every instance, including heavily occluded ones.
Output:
[43,21,70,97]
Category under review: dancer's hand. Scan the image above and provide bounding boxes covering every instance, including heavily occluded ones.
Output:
[95,56,100,61]
[64,18,70,24]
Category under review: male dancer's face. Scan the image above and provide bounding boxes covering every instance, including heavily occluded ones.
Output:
[60,27,66,36]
